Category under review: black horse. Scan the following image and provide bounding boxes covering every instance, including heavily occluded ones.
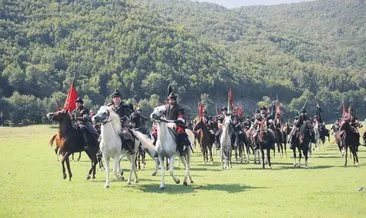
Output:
[290,120,313,168]
[47,110,99,180]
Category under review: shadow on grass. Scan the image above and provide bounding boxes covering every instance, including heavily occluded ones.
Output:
[134,183,264,194]
[315,155,343,159]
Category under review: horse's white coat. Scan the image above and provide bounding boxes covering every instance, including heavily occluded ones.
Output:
[150,105,193,189]
[220,116,233,169]
[94,106,139,188]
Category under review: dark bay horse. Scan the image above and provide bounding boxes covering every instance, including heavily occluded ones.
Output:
[256,120,275,169]
[193,119,215,164]
[47,110,99,180]
[340,120,360,166]
[290,120,313,168]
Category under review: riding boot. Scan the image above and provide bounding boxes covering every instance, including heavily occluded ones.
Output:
[82,132,89,150]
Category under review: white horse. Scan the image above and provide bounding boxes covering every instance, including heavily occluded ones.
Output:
[220,115,233,169]
[150,105,193,190]
[93,106,139,188]
[313,120,320,151]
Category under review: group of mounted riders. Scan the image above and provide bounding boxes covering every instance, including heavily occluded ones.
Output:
[69,89,192,158]
[57,87,364,169]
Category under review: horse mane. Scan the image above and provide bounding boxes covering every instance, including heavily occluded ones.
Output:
[105,106,122,134]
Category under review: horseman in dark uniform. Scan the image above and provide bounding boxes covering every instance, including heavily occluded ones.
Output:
[72,97,98,149]
[110,89,135,153]
[166,92,191,155]
[130,107,148,134]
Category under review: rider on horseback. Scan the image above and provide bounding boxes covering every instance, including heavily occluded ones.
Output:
[130,107,148,134]
[72,97,99,150]
[166,92,191,155]
[110,89,135,154]
[214,107,228,150]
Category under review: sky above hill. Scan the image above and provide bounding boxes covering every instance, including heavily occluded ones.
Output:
[193,0,316,8]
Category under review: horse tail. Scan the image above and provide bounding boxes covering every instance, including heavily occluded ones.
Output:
[131,130,158,158]
[49,134,57,147]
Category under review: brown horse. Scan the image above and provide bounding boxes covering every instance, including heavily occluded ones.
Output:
[193,119,215,164]
[281,121,292,156]
[340,119,360,166]
[47,110,99,180]
[256,120,275,169]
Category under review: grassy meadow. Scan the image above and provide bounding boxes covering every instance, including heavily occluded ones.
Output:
[0,124,365,218]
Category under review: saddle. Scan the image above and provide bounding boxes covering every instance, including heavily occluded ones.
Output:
[120,127,135,142]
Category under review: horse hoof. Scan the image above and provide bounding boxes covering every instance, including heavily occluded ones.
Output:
[127,182,131,185]
[160,186,165,190]
[183,181,188,186]
[86,175,91,180]
[121,177,125,181]
[190,180,194,184]
[104,184,110,189]
[176,179,180,184]
[151,171,157,176]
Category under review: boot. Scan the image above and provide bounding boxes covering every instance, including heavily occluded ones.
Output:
[83,133,90,150]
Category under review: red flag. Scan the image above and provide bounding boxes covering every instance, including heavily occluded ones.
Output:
[228,88,233,113]
[236,105,243,117]
[276,103,281,116]
[63,82,78,111]
[198,103,205,118]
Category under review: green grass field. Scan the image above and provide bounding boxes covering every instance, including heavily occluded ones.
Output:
[0,125,365,218]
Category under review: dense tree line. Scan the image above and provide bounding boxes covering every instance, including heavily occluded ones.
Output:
[0,0,365,125]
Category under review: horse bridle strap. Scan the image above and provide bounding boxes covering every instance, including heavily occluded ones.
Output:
[101,109,112,125]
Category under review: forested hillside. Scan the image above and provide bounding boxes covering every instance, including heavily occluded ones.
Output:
[0,0,365,124]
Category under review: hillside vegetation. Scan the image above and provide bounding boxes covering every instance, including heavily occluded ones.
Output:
[0,0,365,124]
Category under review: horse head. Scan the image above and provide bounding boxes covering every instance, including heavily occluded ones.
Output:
[47,110,70,122]
[150,105,168,121]
[93,106,110,124]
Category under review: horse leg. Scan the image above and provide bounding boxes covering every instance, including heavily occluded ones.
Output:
[65,155,72,181]
[266,148,271,169]
[142,150,146,169]
[239,143,243,163]
[220,147,224,169]
[61,152,70,180]
[260,148,265,169]
[298,147,302,167]
[151,157,159,176]
[77,152,81,161]
[186,150,194,183]
[159,156,165,190]
[113,156,123,182]
[344,145,348,167]
[304,146,309,168]
[180,155,189,186]
[202,145,207,164]
[168,156,180,184]
[84,150,96,180]
[104,156,110,188]
[127,154,138,184]
[209,144,214,163]
[293,147,297,167]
